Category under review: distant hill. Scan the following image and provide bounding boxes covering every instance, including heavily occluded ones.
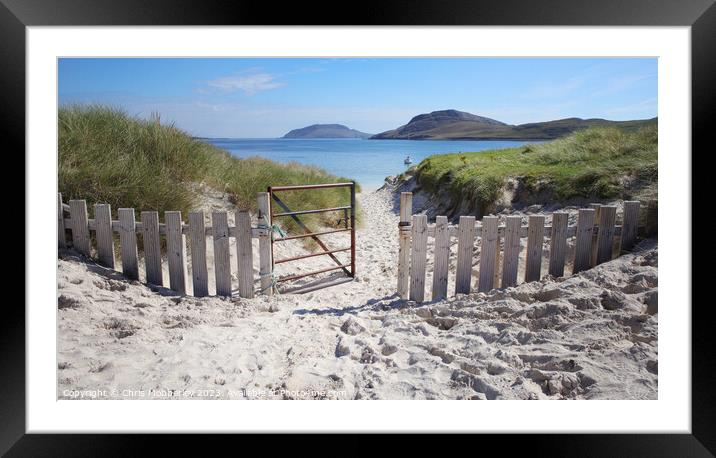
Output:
[283,124,372,139]
[371,109,657,140]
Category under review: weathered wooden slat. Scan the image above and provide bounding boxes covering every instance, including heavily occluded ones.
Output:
[621,201,640,252]
[212,211,232,297]
[589,203,602,267]
[596,206,617,265]
[524,215,545,282]
[140,211,163,286]
[58,193,66,248]
[501,216,522,288]
[455,215,476,294]
[572,208,595,274]
[409,214,428,303]
[257,192,274,297]
[431,215,450,300]
[548,212,569,277]
[493,228,501,289]
[397,192,413,299]
[478,216,498,292]
[94,204,115,268]
[69,200,91,256]
[118,208,139,280]
[236,210,254,299]
[165,211,187,294]
[188,211,209,297]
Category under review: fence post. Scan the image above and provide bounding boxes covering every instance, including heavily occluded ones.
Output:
[397,192,412,299]
[409,214,428,303]
[548,212,568,277]
[257,192,274,297]
[501,216,522,288]
[58,193,66,249]
[431,215,450,300]
[69,199,91,256]
[478,216,498,292]
[596,206,617,265]
[141,211,163,287]
[212,211,232,297]
[455,215,476,294]
[493,227,502,289]
[165,211,187,294]
[573,208,595,274]
[524,215,545,282]
[236,210,255,299]
[589,203,602,267]
[118,208,139,280]
[621,201,640,252]
[188,211,209,297]
[94,204,115,268]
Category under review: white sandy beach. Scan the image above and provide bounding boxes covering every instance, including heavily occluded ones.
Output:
[57,187,657,400]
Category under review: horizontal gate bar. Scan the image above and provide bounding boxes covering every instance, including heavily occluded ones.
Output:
[274,246,352,264]
[269,192,352,276]
[276,264,353,283]
[269,182,354,191]
[273,227,352,242]
[272,206,351,218]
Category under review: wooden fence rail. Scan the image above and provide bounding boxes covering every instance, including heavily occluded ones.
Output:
[58,192,272,299]
[396,192,641,303]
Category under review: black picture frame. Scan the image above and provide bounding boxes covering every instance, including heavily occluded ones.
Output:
[3,0,713,454]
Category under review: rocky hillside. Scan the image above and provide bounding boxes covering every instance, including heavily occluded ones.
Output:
[371,109,656,140]
[283,124,372,139]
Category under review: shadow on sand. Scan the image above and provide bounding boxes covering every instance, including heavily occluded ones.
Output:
[60,248,185,298]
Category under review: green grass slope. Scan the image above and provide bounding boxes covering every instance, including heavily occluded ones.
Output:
[413,124,657,215]
[59,106,358,229]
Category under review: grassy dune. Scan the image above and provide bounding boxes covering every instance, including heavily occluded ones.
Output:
[414,125,657,215]
[59,106,358,230]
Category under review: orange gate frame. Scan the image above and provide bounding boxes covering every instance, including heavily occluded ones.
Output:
[267,182,356,284]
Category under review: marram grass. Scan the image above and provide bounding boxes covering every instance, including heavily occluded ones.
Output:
[59,105,359,232]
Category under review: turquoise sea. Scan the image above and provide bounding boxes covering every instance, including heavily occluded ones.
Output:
[205,138,539,189]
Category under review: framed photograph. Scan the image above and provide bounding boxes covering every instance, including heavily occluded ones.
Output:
[6,0,713,453]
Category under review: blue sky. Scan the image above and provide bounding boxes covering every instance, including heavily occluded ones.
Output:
[58,58,657,138]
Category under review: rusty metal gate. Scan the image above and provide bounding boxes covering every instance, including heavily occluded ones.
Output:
[267,182,356,288]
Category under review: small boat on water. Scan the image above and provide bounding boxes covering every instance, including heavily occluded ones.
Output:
[404,155,413,165]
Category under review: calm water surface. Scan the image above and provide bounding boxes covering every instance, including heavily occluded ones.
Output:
[205,138,539,189]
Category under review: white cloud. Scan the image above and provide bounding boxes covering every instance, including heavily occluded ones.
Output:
[205,70,284,95]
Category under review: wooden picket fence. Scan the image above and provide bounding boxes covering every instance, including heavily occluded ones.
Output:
[58,192,277,299]
[396,192,641,303]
